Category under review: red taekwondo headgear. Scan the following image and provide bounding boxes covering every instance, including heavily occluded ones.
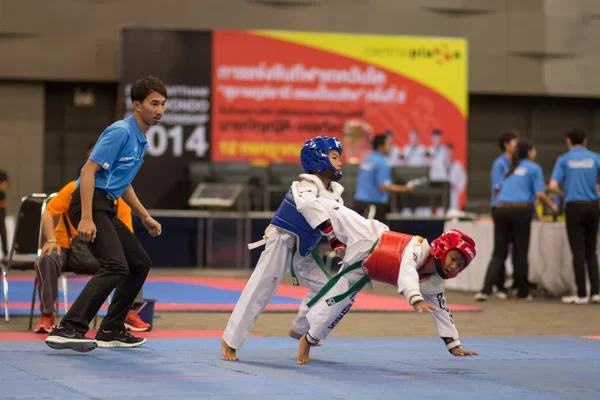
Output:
[429,229,476,279]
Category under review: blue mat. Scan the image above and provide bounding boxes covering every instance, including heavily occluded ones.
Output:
[0,336,599,399]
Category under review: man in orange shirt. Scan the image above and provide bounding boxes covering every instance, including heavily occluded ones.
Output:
[34,181,150,333]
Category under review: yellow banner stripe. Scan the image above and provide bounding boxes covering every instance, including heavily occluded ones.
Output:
[252,30,468,117]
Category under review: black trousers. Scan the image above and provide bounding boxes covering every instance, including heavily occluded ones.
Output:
[490,207,507,292]
[353,200,389,224]
[565,200,600,298]
[60,188,151,333]
[0,207,7,255]
[482,205,533,298]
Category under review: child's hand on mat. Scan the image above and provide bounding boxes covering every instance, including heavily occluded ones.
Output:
[450,347,479,356]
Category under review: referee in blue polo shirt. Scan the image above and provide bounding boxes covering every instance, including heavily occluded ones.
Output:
[46,76,167,352]
[478,139,557,300]
[354,134,413,222]
[549,127,600,305]
[480,131,519,300]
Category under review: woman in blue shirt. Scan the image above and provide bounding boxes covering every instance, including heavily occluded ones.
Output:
[477,139,557,300]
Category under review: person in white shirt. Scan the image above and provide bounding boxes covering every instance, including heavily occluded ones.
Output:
[296,205,479,364]
[221,136,346,361]
[427,129,449,181]
[446,144,468,211]
[384,130,404,167]
[401,129,427,166]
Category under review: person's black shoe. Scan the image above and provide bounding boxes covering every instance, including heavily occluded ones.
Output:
[45,326,97,352]
[95,329,147,348]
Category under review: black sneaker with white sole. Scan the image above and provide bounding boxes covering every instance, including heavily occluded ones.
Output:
[95,329,147,348]
[45,326,98,352]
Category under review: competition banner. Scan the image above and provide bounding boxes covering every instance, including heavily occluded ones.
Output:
[212,30,468,208]
[121,28,468,209]
[212,30,466,161]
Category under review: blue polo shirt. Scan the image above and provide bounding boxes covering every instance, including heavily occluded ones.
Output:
[355,151,391,204]
[490,154,510,206]
[550,147,600,203]
[496,159,546,204]
[79,115,148,199]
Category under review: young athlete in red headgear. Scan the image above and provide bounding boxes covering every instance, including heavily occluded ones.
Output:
[297,209,480,364]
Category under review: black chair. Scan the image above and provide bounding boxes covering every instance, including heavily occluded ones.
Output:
[188,162,212,187]
[264,163,303,211]
[250,165,269,211]
[428,180,451,211]
[1,193,47,322]
[212,161,254,211]
[27,193,57,329]
[211,161,253,185]
[389,166,429,212]
[340,164,360,209]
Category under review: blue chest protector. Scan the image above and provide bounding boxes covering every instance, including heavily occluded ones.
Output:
[270,188,322,257]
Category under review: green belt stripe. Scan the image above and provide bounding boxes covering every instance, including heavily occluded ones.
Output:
[312,248,333,279]
[307,238,380,308]
[290,241,333,287]
[326,275,372,305]
[306,262,363,308]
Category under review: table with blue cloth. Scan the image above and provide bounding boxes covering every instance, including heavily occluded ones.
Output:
[443,220,600,297]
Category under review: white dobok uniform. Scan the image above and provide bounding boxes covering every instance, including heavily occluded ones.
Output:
[305,197,460,346]
[222,174,344,350]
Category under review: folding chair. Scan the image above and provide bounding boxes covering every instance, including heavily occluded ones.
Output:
[264,163,303,211]
[1,193,48,322]
[27,193,107,330]
[26,193,57,329]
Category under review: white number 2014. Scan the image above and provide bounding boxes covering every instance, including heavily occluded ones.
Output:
[146,124,209,157]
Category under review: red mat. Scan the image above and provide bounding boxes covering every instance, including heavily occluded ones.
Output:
[142,277,481,312]
[582,336,600,341]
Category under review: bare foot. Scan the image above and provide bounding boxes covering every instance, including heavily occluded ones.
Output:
[221,339,239,361]
[289,330,324,346]
[297,335,312,365]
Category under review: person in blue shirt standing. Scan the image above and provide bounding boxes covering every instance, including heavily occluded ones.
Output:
[353,134,413,223]
[476,131,519,301]
[45,76,166,352]
[491,132,519,207]
[549,127,600,305]
[477,139,557,300]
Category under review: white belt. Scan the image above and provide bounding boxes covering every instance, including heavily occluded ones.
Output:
[247,225,277,250]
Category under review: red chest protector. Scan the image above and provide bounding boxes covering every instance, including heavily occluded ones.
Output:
[362,231,415,286]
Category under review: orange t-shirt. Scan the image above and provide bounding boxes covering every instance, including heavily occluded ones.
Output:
[45,181,133,249]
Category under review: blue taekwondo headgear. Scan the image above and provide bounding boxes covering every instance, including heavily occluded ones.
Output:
[300,136,343,182]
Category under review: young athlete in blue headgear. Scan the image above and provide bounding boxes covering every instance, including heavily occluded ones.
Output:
[221,136,347,361]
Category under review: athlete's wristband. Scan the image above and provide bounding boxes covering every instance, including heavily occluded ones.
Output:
[446,340,461,351]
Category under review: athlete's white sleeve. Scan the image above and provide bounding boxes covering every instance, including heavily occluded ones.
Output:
[291,180,330,229]
[397,238,425,306]
[422,292,461,350]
